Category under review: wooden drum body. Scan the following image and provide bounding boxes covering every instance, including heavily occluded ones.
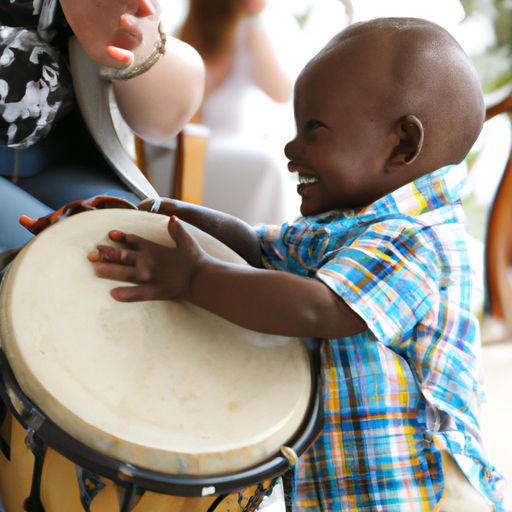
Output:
[0,209,321,511]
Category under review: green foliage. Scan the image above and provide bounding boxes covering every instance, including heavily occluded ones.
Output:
[292,5,312,28]
[460,0,512,92]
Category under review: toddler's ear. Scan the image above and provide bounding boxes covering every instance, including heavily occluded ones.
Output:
[386,115,424,171]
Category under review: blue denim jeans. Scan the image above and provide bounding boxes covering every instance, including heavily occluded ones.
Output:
[0,110,138,251]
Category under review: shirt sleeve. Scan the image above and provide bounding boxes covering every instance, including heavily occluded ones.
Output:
[0,1,73,149]
[255,223,296,272]
[316,222,439,347]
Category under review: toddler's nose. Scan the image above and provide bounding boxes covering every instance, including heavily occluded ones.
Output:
[284,137,298,161]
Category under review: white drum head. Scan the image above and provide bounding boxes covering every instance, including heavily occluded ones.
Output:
[0,209,311,476]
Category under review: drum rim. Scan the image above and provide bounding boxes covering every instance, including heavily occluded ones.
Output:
[0,215,319,480]
[0,338,323,498]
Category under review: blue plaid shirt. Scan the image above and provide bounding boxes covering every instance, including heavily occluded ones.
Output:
[256,165,506,511]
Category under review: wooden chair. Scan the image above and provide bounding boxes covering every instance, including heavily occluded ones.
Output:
[134,123,209,205]
[483,88,512,334]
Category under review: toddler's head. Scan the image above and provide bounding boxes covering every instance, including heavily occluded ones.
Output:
[285,17,484,216]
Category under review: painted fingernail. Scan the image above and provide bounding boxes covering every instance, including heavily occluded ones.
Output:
[106,46,133,66]
[87,251,100,262]
[109,230,123,241]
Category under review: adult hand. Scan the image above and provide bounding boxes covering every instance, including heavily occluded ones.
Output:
[88,216,206,302]
[59,0,158,68]
[244,0,267,16]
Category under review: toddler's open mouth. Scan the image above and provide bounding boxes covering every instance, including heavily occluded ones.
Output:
[298,174,319,185]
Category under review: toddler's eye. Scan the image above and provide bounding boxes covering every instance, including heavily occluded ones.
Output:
[304,120,324,132]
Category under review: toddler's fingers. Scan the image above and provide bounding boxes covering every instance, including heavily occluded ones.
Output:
[167,216,192,248]
[92,245,137,266]
[111,284,158,302]
[87,251,100,263]
[93,262,139,283]
[108,231,145,249]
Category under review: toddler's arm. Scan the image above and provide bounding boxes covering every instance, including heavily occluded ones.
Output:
[139,198,263,267]
[89,216,367,339]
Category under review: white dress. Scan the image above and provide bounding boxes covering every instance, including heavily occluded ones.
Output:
[199,19,297,225]
[146,16,299,226]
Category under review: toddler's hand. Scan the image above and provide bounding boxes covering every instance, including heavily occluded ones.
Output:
[88,216,204,302]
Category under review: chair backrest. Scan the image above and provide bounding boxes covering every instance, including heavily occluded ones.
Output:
[133,123,209,204]
[171,123,209,204]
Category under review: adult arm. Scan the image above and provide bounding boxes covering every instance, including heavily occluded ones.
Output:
[244,0,292,103]
[112,38,205,144]
[59,0,205,143]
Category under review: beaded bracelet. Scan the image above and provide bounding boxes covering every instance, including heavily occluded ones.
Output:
[100,21,167,81]
[150,197,163,213]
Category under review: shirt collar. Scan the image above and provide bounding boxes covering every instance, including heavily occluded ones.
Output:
[306,165,466,224]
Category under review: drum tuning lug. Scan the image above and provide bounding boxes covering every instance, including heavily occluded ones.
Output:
[201,485,216,497]
[25,430,34,450]
[24,428,42,451]
[6,385,45,433]
[23,431,47,512]
[118,463,137,482]
[280,446,299,467]
[5,384,27,418]
[22,408,45,434]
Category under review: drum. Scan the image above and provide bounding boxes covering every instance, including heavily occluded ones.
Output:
[0,209,322,511]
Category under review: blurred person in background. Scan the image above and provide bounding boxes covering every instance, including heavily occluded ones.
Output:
[146,0,300,225]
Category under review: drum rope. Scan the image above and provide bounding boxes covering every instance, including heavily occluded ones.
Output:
[76,466,106,512]
[150,197,163,213]
[23,431,47,512]
[240,478,279,512]
[205,493,229,512]
[118,483,141,512]
[280,446,299,467]
[0,401,10,460]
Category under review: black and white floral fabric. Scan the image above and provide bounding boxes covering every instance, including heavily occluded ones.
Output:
[0,0,73,149]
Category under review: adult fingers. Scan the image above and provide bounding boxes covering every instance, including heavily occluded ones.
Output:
[111,15,143,51]
[100,46,132,68]
[133,0,157,18]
